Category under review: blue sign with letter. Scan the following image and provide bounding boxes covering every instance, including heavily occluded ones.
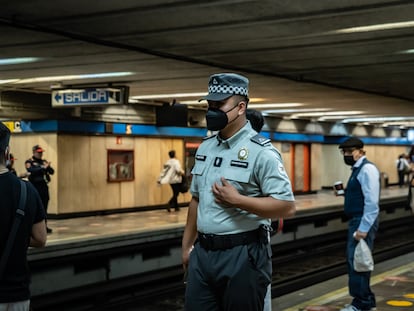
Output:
[52,87,128,107]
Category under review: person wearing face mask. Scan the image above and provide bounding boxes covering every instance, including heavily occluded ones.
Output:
[338,137,380,311]
[25,145,54,234]
[182,73,295,311]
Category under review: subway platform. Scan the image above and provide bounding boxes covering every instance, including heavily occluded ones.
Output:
[28,186,413,310]
[44,186,410,246]
[276,252,414,311]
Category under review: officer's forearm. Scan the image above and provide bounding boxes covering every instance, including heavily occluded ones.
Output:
[235,196,296,219]
[182,197,198,265]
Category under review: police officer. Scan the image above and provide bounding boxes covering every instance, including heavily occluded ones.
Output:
[182,73,295,311]
[25,145,54,234]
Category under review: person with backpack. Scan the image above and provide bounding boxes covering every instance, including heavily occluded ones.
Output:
[0,122,47,311]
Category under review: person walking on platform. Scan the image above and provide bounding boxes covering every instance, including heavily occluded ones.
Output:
[182,73,295,311]
[397,153,410,187]
[25,145,54,233]
[0,123,47,311]
[158,150,184,212]
[338,137,380,311]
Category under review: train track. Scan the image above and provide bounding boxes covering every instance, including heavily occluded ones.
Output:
[31,216,414,311]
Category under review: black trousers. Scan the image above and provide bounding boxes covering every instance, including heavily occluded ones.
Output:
[184,241,272,311]
[32,181,50,213]
[398,170,405,187]
[169,183,181,210]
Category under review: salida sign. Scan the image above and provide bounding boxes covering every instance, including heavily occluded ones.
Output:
[52,87,128,107]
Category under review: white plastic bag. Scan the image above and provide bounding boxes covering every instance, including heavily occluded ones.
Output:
[354,239,374,272]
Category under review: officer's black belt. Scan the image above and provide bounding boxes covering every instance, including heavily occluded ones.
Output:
[197,227,267,251]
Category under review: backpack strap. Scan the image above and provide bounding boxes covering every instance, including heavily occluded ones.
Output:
[0,180,27,279]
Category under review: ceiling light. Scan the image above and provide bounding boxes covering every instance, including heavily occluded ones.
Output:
[398,49,414,54]
[248,98,267,103]
[0,79,19,84]
[179,100,206,105]
[249,103,304,109]
[131,92,206,100]
[0,57,42,65]
[342,116,414,123]
[333,20,414,34]
[6,72,134,84]
[292,110,364,118]
[262,108,332,115]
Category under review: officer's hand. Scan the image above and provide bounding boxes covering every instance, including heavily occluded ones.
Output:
[212,177,240,207]
[182,246,193,272]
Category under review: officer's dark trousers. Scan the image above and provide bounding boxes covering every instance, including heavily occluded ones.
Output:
[346,216,378,310]
[184,241,271,311]
[32,181,50,213]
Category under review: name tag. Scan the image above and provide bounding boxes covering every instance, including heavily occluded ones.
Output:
[230,160,248,168]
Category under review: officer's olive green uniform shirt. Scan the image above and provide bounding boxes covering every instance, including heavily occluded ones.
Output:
[191,122,294,235]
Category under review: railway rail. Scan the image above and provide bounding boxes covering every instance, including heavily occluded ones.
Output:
[31,211,414,311]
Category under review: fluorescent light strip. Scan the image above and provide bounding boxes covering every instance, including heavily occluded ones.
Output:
[249,103,304,109]
[263,108,332,115]
[292,110,365,118]
[131,92,206,100]
[342,116,414,123]
[179,100,206,105]
[334,21,414,34]
[398,49,414,54]
[0,79,19,84]
[4,72,134,84]
[0,57,42,65]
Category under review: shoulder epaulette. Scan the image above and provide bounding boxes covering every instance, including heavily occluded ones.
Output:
[250,134,271,146]
[203,134,217,140]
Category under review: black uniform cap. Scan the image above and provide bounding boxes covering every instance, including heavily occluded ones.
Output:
[200,73,249,101]
[338,137,364,149]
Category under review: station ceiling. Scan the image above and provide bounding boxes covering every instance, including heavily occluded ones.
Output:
[0,0,413,127]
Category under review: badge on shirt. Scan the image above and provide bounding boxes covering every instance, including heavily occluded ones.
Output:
[238,147,249,160]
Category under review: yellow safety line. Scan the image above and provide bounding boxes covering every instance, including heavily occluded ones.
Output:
[283,261,414,311]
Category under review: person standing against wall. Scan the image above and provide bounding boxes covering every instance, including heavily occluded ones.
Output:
[25,145,54,233]
[182,73,295,311]
[0,122,47,311]
[338,137,380,311]
[158,150,184,212]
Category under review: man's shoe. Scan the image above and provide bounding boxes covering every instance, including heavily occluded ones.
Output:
[46,227,53,234]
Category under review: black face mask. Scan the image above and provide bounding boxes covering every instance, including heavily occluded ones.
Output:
[344,155,356,166]
[205,104,239,131]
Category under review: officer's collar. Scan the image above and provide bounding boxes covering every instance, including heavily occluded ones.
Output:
[216,122,252,148]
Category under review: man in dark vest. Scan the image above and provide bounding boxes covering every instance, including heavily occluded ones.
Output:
[338,137,379,311]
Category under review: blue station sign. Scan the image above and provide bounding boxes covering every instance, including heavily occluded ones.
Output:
[52,87,128,107]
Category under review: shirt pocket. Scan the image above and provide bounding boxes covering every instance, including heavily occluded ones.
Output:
[191,161,207,176]
[225,169,251,184]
